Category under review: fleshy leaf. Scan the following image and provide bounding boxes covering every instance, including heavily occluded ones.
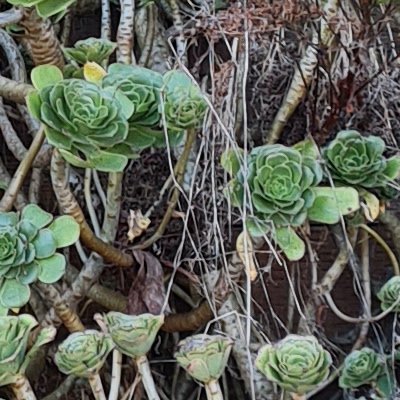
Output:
[48,216,80,248]
[275,227,305,261]
[0,280,31,308]
[37,254,66,284]
[83,62,107,83]
[26,91,42,120]
[31,65,63,90]
[32,229,57,259]
[88,151,129,172]
[21,204,53,229]
[293,139,319,160]
[221,148,244,176]
[308,187,359,224]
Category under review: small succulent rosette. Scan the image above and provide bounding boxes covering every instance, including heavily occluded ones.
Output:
[339,348,384,389]
[175,334,233,384]
[6,0,76,18]
[64,38,116,65]
[0,314,55,386]
[55,330,114,378]
[256,335,332,396]
[377,276,400,312]
[323,130,400,197]
[222,140,359,261]
[102,312,164,358]
[0,205,79,309]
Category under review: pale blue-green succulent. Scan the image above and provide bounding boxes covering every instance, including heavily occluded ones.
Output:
[256,335,332,396]
[339,348,384,389]
[175,334,233,384]
[377,276,400,312]
[0,204,79,309]
[63,38,117,65]
[102,312,164,358]
[55,330,114,378]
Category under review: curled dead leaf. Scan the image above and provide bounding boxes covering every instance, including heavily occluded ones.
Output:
[236,230,257,281]
[127,209,151,241]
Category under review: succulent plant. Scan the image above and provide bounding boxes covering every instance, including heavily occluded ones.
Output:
[339,348,384,389]
[0,314,55,386]
[323,130,400,192]
[0,204,79,309]
[175,334,233,384]
[163,70,208,132]
[102,312,164,358]
[222,140,359,260]
[27,65,134,172]
[377,276,400,312]
[7,0,76,18]
[54,330,114,378]
[256,334,332,396]
[63,38,116,65]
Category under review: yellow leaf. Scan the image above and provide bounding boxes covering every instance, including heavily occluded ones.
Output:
[83,62,107,83]
[236,230,257,281]
[361,191,380,222]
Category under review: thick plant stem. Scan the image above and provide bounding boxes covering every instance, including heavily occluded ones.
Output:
[20,7,64,68]
[205,380,224,400]
[10,375,37,400]
[88,374,107,400]
[0,75,33,103]
[267,0,338,143]
[291,394,306,400]
[50,150,134,268]
[135,355,160,400]
[108,350,123,400]
[134,128,197,249]
[117,0,134,64]
[0,126,45,212]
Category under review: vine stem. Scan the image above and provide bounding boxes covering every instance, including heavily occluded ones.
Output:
[0,125,45,212]
[359,223,400,276]
[88,374,107,400]
[135,355,160,400]
[205,380,224,400]
[0,75,33,103]
[108,350,122,400]
[10,374,37,400]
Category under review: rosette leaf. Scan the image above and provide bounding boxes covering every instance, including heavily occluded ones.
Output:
[175,334,233,384]
[0,205,79,309]
[27,66,132,172]
[377,276,400,312]
[255,334,332,395]
[163,70,208,132]
[54,330,114,378]
[323,130,400,193]
[339,348,384,389]
[63,38,116,65]
[7,0,76,18]
[103,312,164,358]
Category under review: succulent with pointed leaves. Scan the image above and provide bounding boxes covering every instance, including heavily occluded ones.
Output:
[102,312,164,358]
[0,314,56,386]
[222,140,359,260]
[323,130,400,197]
[0,205,79,309]
[377,276,400,312]
[63,38,116,65]
[7,0,76,18]
[339,348,384,389]
[55,330,114,378]
[163,70,208,132]
[256,335,332,396]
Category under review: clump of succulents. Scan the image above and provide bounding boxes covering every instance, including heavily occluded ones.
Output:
[0,314,55,399]
[27,64,207,172]
[175,334,233,400]
[377,276,400,312]
[339,348,384,389]
[64,38,116,65]
[98,312,164,400]
[323,130,400,197]
[222,140,359,260]
[0,204,79,309]
[7,0,76,18]
[256,335,332,397]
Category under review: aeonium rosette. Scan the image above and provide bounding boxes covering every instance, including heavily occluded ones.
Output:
[222,140,359,260]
